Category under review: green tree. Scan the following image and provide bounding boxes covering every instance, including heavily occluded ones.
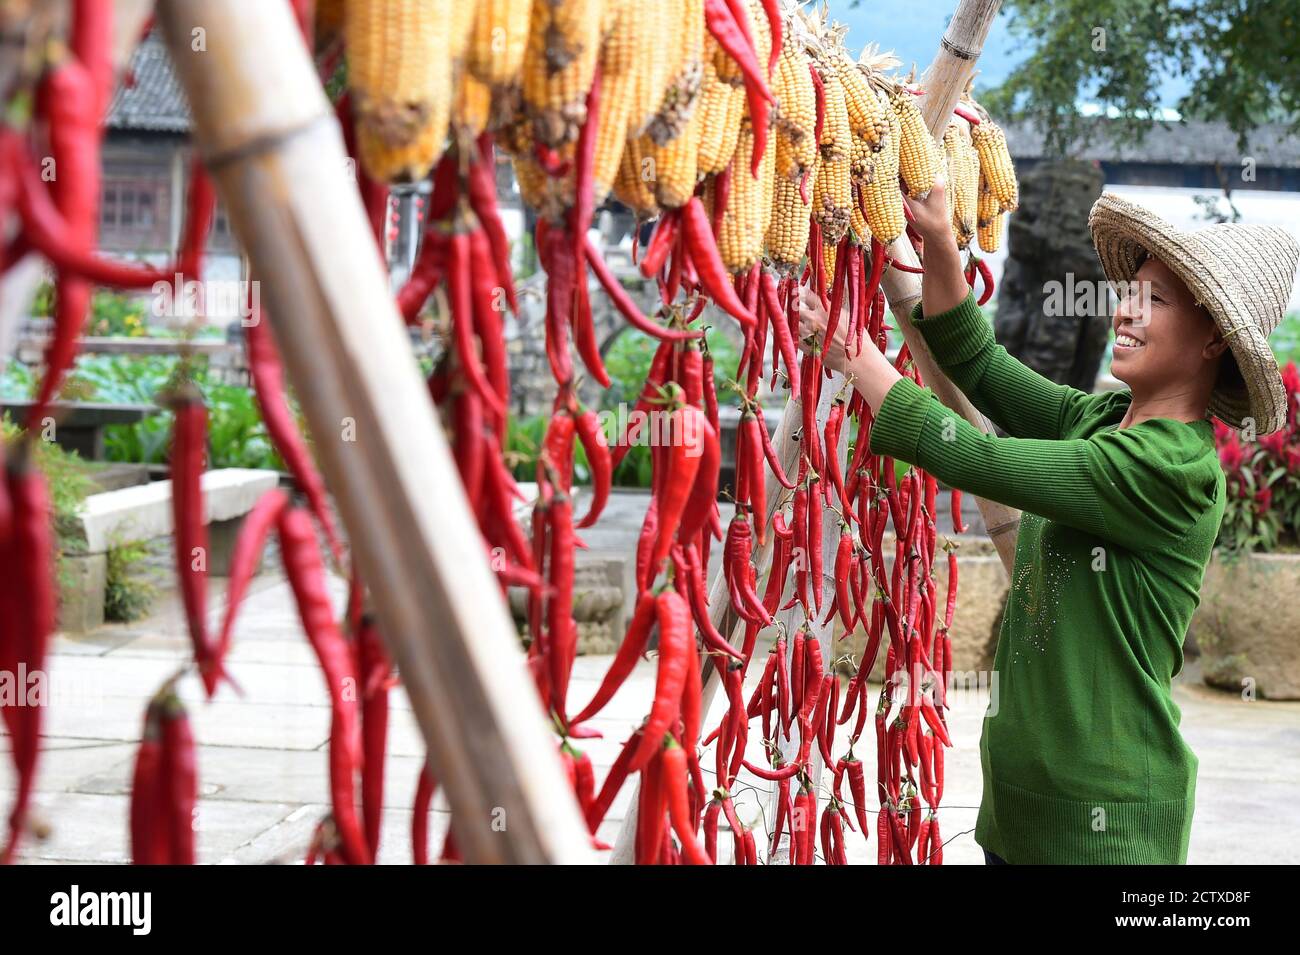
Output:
[983,0,1300,154]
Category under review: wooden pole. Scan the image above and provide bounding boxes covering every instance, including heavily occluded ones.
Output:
[881,0,1021,570]
[609,0,1010,864]
[156,0,593,864]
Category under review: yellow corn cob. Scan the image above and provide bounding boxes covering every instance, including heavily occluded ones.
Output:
[850,130,880,185]
[977,172,1004,253]
[773,37,816,182]
[523,0,604,148]
[468,0,533,88]
[454,73,494,140]
[612,136,660,218]
[646,105,701,209]
[712,0,752,85]
[766,166,813,270]
[952,136,979,249]
[822,240,837,285]
[941,124,961,236]
[644,0,705,144]
[629,0,674,137]
[746,0,772,91]
[837,56,885,147]
[591,0,645,202]
[862,98,903,243]
[891,89,939,199]
[849,185,868,242]
[450,0,480,64]
[813,67,852,244]
[346,0,454,184]
[696,55,745,175]
[972,120,1018,211]
[716,120,771,272]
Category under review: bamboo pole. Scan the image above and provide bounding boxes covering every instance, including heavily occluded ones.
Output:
[156,0,593,865]
[882,0,1021,570]
[609,0,1010,864]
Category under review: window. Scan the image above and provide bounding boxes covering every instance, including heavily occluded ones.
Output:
[100,154,172,253]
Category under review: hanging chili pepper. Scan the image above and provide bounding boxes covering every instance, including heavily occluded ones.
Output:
[681,197,759,327]
[411,764,437,865]
[585,236,700,341]
[159,689,198,866]
[357,614,392,861]
[570,592,656,726]
[628,590,692,772]
[278,507,369,865]
[662,741,710,865]
[129,696,166,865]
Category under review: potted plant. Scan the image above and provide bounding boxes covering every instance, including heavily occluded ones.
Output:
[1193,361,1300,698]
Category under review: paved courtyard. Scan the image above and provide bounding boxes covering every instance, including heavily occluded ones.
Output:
[2,561,1298,865]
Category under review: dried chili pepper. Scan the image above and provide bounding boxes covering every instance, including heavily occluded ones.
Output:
[628,590,692,772]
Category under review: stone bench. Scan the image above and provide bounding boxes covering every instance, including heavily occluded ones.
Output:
[61,468,282,633]
[0,400,160,461]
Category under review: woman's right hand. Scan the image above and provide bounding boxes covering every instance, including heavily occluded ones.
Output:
[902,176,952,244]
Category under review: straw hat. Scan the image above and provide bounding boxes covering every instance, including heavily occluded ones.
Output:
[1088,192,1300,434]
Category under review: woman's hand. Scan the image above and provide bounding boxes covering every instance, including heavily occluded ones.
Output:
[796,285,853,375]
[902,176,952,244]
[797,285,902,413]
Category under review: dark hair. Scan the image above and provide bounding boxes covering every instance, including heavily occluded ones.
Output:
[1217,347,1245,392]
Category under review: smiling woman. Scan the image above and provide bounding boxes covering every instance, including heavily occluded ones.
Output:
[799,185,1300,864]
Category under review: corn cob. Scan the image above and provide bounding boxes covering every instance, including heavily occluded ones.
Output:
[591,0,645,203]
[773,36,816,182]
[698,76,746,175]
[952,135,979,249]
[612,135,660,219]
[821,239,837,286]
[522,0,604,148]
[625,0,674,139]
[345,0,455,184]
[454,73,494,140]
[450,0,480,64]
[891,88,939,199]
[766,163,813,270]
[977,172,1004,253]
[972,119,1018,211]
[941,124,961,235]
[850,129,880,185]
[712,0,753,85]
[861,93,903,243]
[837,56,885,148]
[715,119,772,273]
[849,185,868,242]
[314,0,345,55]
[646,105,702,209]
[644,0,705,144]
[468,0,533,88]
[813,66,852,245]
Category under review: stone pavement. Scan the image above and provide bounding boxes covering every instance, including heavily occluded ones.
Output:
[2,564,1298,865]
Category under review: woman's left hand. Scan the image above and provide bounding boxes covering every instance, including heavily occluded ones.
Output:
[797,285,903,413]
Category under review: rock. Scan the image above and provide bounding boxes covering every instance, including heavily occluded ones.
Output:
[994,159,1110,395]
[1191,552,1300,699]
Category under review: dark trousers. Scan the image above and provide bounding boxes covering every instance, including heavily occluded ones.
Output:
[983,848,1009,865]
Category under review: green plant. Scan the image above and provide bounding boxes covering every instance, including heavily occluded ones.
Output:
[86,291,150,338]
[104,538,156,622]
[1214,361,1300,554]
[0,417,96,560]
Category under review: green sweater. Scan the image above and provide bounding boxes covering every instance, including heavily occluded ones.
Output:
[868,293,1224,865]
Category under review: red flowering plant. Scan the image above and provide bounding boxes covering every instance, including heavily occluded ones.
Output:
[1213,361,1300,553]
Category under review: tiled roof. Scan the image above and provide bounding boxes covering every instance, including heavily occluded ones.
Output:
[1004,117,1300,169]
[107,34,190,133]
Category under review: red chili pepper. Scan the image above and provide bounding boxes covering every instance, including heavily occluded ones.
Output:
[774,635,791,740]
[467,227,512,417]
[129,697,166,865]
[167,383,218,686]
[278,507,369,865]
[586,731,639,834]
[467,135,519,313]
[159,689,198,865]
[357,614,392,860]
[635,746,668,864]
[676,416,721,547]
[635,495,659,594]
[807,473,824,614]
[704,0,773,176]
[681,197,759,327]
[928,813,944,864]
[724,514,771,624]
[650,403,706,568]
[411,764,437,865]
[210,488,290,693]
[759,270,801,392]
[679,545,744,661]
[640,210,680,278]
[245,300,345,565]
[662,742,710,865]
[574,407,611,528]
[976,256,996,306]
[546,490,578,723]
[0,459,55,864]
[628,591,692,772]
[584,235,699,341]
[740,410,768,545]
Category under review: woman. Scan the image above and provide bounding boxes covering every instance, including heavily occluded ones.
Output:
[799,186,1299,864]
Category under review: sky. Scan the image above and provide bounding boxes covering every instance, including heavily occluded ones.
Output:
[827,0,1025,91]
